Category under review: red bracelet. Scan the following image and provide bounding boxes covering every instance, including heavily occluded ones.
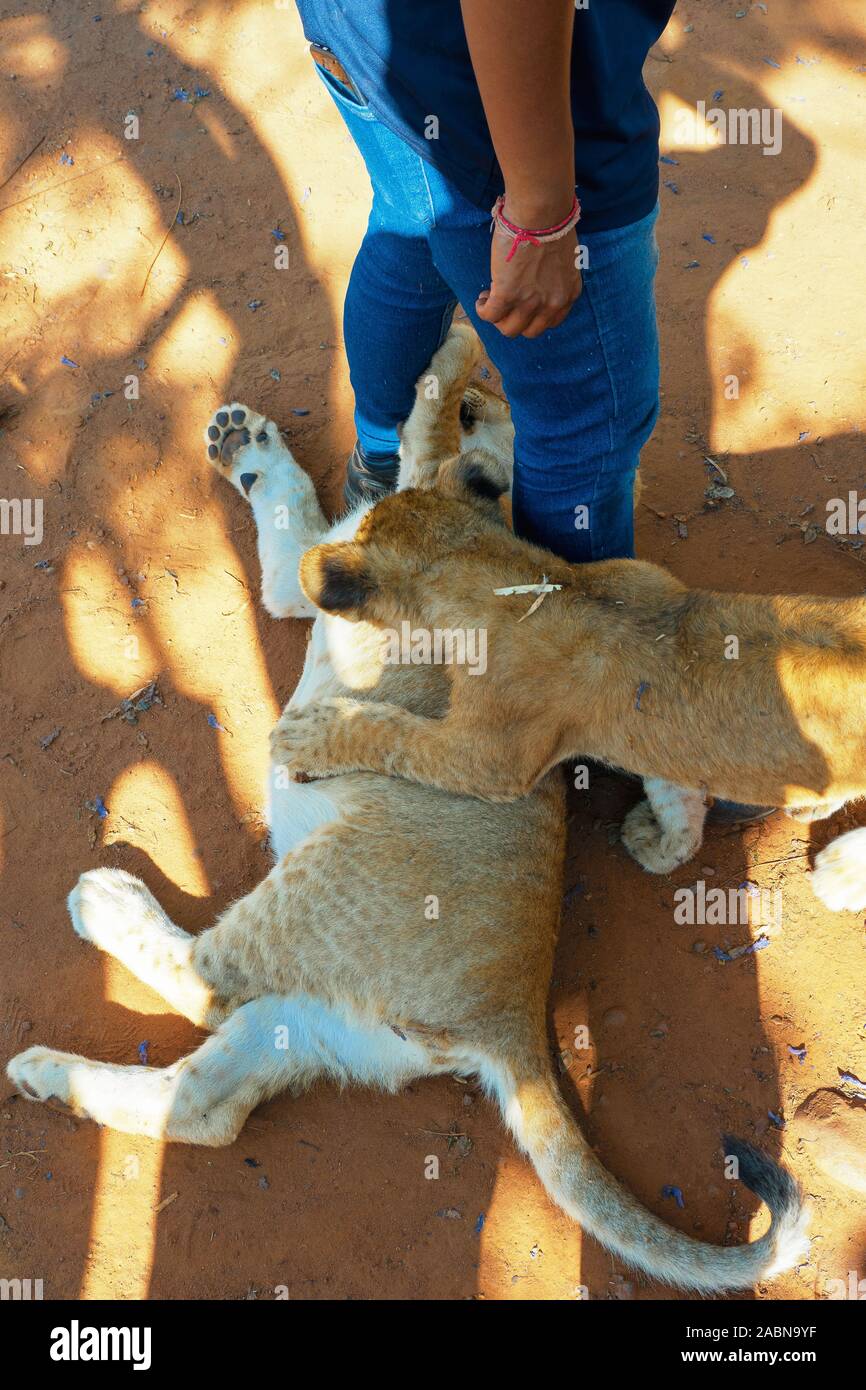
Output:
[491,193,581,262]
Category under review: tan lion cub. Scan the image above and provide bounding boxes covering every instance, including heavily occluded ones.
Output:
[274,432,866,905]
[6,326,808,1294]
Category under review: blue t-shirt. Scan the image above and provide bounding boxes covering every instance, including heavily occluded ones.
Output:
[295,0,676,233]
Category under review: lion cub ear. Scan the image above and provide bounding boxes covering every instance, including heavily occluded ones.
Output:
[438,448,510,506]
[298,542,376,619]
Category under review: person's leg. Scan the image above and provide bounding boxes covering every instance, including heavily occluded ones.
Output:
[507,209,660,561]
[344,227,456,461]
[314,67,457,470]
[424,172,660,561]
[315,61,659,551]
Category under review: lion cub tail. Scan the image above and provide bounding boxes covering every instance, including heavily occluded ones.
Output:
[499,1061,809,1294]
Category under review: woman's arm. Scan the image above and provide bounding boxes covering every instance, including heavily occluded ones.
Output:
[460,0,582,338]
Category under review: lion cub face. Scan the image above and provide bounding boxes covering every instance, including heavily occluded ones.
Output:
[299,449,509,623]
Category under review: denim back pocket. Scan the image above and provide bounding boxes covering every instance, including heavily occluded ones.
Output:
[314,60,375,120]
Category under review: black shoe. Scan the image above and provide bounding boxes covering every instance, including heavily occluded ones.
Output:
[708,799,777,825]
[343,441,400,511]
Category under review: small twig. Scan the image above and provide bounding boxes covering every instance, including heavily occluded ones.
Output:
[493,580,563,597]
[140,172,182,299]
[495,575,563,622]
[0,1149,45,1168]
[745,851,811,871]
[716,851,810,890]
[0,156,125,215]
[0,134,46,193]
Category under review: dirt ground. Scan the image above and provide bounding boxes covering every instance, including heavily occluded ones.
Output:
[1,0,865,1302]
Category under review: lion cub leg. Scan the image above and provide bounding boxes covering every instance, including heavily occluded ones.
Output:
[621,778,708,875]
[68,868,225,1028]
[7,996,435,1144]
[271,698,542,801]
[204,402,327,618]
[398,323,482,489]
[7,999,294,1144]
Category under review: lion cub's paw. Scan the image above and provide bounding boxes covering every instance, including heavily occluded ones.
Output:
[270,699,362,780]
[204,402,292,499]
[811,827,866,912]
[68,867,162,951]
[7,1046,78,1110]
[430,322,482,393]
[621,798,701,875]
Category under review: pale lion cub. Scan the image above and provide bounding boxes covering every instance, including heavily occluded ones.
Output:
[6,327,807,1293]
[275,417,866,905]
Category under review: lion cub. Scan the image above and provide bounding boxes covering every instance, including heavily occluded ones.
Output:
[5,326,809,1294]
[274,448,866,900]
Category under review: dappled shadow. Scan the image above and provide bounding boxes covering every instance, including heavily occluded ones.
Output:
[1,0,865,1302]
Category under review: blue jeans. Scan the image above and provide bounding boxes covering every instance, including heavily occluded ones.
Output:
[319,66,660,561]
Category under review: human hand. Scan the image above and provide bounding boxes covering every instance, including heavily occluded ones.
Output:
[476,195,583,339]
